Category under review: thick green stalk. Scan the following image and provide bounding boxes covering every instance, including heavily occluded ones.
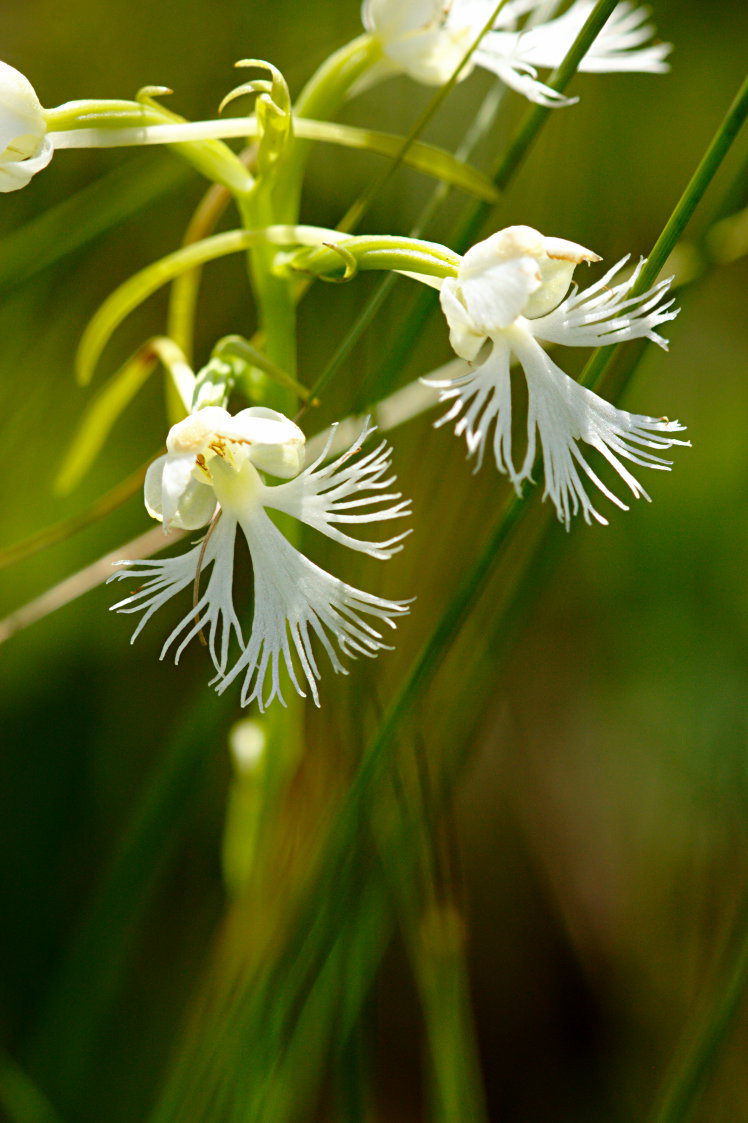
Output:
[275,35,381,221]
[237,192,298,383]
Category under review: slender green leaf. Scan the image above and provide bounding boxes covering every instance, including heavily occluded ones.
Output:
[55,346,158,493]
[292,118,499,203]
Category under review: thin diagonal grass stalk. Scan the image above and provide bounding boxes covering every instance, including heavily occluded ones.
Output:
[335,0,512,234]
[579,70,748,392]
[649,892,748,1123]
[326,65,748,900]
[0,1049,67,1123]
[190,70,748,1117]
[0,463,148,571]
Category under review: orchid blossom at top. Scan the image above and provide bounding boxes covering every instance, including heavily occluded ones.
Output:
[361,0,671,105]
[110,407,411,710]
[427,225,688,525]
[0,61,54,191]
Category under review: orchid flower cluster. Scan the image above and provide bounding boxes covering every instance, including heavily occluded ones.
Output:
[4,0,686,710]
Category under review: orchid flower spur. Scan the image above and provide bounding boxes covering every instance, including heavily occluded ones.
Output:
[428,225,688,526]
[110,407,411,710]
[362,0,670,106]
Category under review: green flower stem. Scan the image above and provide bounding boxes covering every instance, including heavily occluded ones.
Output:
[274,34,381,221]
[236,196,298,391]
[75,224,343,386]
[286,235,460,281]
[46,100,252,194]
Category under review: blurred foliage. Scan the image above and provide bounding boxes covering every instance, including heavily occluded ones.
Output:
[1,1,748,1121]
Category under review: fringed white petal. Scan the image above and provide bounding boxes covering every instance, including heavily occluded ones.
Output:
[260,420,411,560]
[472,45,576,105]
[529,256,679,349]
[482,0,670,79]
[510,330,689,527]
[109,515,242,674]
[216,507,411,711]
[425,336,520,483]
[428,327,688,525]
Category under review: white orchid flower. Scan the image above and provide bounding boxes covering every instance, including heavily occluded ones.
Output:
[110,406,411,710]
[428,225,688,526]
[362,0,670,106]
[0,61,53,191]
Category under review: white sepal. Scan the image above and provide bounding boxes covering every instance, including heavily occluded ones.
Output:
[144,453,217,531]
[0,60,52,192]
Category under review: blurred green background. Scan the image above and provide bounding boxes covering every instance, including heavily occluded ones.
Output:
[2,1,748,1120]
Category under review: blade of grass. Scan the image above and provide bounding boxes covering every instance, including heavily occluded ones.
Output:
[0,156,188,297]
[0,463,147,571]
[182,74,748,1120]
[649,895,748,1123]
[26,690,234,1108]
[0,1050,66,1123]
[579,71,748,393]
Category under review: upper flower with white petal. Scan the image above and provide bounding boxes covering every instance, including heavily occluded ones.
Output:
[428,225,688,526]
[0,61,53,191]
[362,0,670,106]
[111,406,411,710]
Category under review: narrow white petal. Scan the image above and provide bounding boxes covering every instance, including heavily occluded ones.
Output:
[261,422,411,560]
[109,516,241,673]
[510,330,688,527]
[425,336,521,483]
[485,0,671,76]
[216,508,411,711]
[472,44,577,105]
[530,256,679,349]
